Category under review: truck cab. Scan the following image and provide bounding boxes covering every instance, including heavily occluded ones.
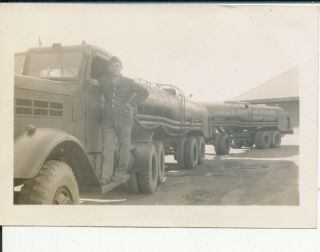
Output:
[14,43,137,204]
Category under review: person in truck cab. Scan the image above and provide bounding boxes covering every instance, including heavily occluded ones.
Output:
[97,56,149,184]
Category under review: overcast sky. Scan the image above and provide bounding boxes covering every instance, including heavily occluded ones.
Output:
[1,4,318,102]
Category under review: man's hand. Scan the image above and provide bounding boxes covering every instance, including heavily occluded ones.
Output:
[126,92,138,110]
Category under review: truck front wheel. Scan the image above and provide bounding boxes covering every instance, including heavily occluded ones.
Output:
[18,160,80,205]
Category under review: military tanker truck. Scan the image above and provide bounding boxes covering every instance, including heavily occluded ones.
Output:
[14,43,212,204]
[14,42,292,205]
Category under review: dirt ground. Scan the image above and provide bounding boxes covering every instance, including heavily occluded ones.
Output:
[80,132,299,205]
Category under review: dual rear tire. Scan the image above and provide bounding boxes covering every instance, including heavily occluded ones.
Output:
[254,130,282,149]
[184,137,199,169]
[228,129,282,151]
[176,136,205,169]
[270,130,282,148]
[197,136,206,165]
[128,143,159,194]
[128,141,166,194]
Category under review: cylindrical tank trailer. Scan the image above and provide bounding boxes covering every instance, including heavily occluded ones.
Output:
[127,79,210,188]
[127,79,293,188]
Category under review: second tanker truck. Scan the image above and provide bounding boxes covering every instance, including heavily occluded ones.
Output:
[14,43,293,204]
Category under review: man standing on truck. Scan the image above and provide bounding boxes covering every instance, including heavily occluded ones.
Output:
[98,56,149,184]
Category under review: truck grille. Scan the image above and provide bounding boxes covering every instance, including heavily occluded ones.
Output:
[15,98,63,117]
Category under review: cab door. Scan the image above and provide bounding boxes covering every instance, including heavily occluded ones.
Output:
[84,50,110,154]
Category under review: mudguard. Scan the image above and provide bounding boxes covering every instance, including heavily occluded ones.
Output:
[14,127,100,187]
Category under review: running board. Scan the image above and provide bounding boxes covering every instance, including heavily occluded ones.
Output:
[82,174,130,194]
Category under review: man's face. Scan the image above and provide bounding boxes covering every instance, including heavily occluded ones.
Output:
[108,61,122,76]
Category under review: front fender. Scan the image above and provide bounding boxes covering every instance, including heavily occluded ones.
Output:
[14,127,99,187]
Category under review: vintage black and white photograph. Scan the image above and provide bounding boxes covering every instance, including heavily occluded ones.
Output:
[0,3,318,227]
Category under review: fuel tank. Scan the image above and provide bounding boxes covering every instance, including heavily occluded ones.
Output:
[202,102,289,123]
[135,81,210,136]
[202,102,250,122]
[250,104,288,122]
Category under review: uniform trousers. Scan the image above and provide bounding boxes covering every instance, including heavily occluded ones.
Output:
[101,125,132,181]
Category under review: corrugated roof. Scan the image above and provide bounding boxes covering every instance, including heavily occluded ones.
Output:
[231,66,299,102]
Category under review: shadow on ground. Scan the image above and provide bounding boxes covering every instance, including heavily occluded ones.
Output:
[81,153,299,206]
[227,145,299,159]
[206,145,299,159]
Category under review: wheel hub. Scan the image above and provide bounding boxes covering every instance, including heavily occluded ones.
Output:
[53,186,73,205]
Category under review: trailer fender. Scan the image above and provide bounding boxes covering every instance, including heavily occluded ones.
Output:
[14,127,100,187]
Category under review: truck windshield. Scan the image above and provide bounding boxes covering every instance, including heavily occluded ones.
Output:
[26,50,83,79]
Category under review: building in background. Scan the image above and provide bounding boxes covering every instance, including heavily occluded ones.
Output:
[231,66,299,128]
[14,52,26,74]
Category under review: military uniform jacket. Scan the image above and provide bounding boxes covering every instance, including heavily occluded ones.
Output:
[98,75,149,128]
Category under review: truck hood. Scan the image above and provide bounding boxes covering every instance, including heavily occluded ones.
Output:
[14,74,81,95]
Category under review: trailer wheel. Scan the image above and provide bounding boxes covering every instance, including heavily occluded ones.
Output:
[196,136,206,165]
[135,144,159,193]
[127,172,140,193]
[219,134,231,155]
[270,130,282,148]
[175,138,186,169]
[184,137,199,169]
[256,130,272,149]
[214,134,222,155]
[231,139,244,149]
[154,142,166,184]
[18,160,79,205]
[214,134,231,155]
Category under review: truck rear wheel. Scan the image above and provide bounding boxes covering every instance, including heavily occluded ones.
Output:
[184,137,199,169]
[231,139,244,149]
[219,134,231,155]
[215,134,231,155]
[18,160,80,205]
[196,136,206,165]
[154,142,166,184]
[270,130,282,148]
[214,134,222,155]
[175,138,186,169]
[135,144,159,193]
[256,130,272,149]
